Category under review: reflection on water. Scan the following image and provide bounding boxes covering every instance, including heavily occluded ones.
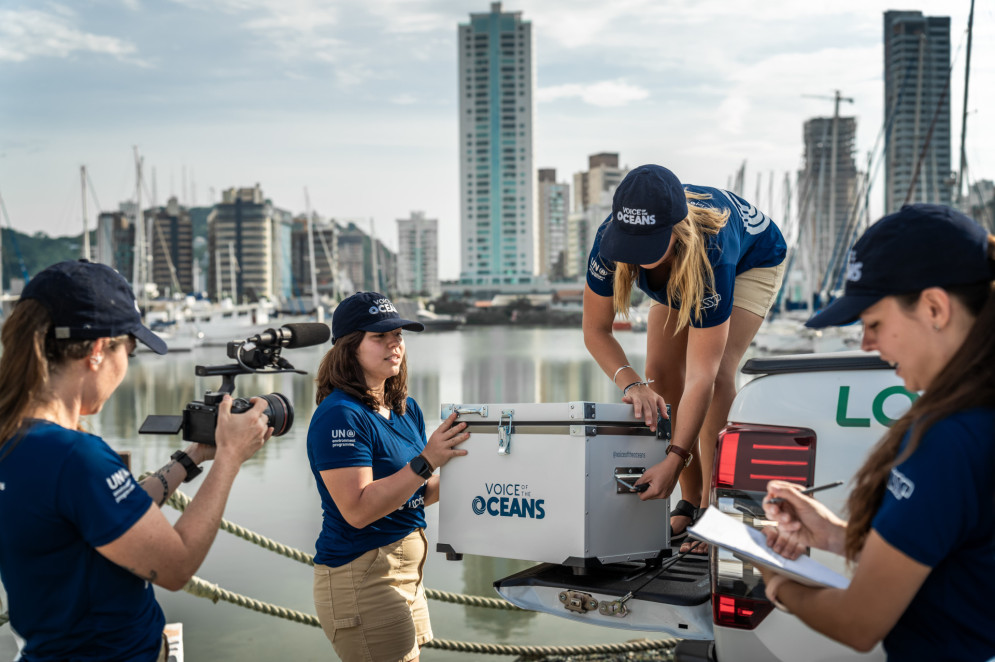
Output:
[3,327,686,661]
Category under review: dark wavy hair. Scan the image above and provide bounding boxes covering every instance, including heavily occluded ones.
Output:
[845,239,995,561]
[314,330,409,414]
[0,299,129,457]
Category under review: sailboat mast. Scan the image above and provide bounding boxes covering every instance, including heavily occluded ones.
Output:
[303,187,321,320]
[132,147,144,299]
[956,0,975,205]
[80,166,90,260]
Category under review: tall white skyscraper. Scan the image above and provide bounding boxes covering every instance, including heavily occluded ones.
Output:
[458,3,536,286]
[396,211,440,296]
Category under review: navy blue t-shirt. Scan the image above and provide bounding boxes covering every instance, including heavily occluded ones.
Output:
[0,421,164,661]
[586,184,787,327]
[872,408,995,661]
[307,390,429,567]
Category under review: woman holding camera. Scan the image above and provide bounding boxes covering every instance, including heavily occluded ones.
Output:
[308,291,469,662]
[0,260,272,662]
[758,205,995,659]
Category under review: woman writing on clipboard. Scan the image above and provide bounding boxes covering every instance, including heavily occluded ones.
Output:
[758,205,995,660]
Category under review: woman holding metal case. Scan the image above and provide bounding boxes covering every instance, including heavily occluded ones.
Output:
[759,204,995,659]
[583,164,786,553]
[308,291,469,662]
[0,260,272,662]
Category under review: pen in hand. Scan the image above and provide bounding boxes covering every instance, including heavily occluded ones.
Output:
[765,480,843,505]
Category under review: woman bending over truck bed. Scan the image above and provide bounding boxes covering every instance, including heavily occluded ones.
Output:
[759,204,995,661]
[582,164,786,553]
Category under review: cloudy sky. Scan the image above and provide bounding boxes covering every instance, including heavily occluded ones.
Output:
[1,0,992,280]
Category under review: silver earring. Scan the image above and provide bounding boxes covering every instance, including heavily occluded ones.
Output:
[90,355,102,366]
[933,324,941,332]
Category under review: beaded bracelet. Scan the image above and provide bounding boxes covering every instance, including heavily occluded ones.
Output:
[612,365,631,383]
[622,379,655,397]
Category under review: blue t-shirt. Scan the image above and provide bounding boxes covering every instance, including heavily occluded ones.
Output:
[0,421,164,662]
[586,184,787,327]
[872,408,995,661]
[307,390,429,567]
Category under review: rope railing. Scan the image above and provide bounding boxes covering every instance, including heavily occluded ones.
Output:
[181,576,677,658]
[161,485,525,611]
[2,483,684,659]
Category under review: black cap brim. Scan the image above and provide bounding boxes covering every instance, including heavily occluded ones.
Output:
[361,318,426,334]
[599,223,673,265]
[805,293,883,328]
[132,324,169,354]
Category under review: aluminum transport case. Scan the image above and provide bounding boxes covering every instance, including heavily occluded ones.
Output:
[437,401,671,567]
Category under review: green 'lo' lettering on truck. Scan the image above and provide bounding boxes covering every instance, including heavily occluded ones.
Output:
[837,385,919,428]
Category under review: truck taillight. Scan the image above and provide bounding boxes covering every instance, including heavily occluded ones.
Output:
[710,423,817,630]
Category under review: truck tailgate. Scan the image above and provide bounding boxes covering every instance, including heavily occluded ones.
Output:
[495,553,713,639]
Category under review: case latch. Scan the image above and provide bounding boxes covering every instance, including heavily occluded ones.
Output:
[558,590,599,614]
[497,409,514,455]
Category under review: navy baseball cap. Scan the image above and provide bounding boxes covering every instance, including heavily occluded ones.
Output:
[20,259,168,354]
[599,164,689,265]
[806,204,995,328]
[331,292,425,344]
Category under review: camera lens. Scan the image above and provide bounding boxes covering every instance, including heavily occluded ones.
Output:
[258,392,293,436]
[230,393,294,436]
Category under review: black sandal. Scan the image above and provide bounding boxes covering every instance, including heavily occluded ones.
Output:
[669,499,698,542]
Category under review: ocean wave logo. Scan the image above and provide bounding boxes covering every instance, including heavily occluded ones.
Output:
[472,496,486,515]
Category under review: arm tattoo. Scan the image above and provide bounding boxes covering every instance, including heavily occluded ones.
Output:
[154,471,169,506]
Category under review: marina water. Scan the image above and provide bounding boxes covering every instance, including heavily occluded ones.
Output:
[0,327,764,661]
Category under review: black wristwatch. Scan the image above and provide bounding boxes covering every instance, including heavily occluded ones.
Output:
[409,454,434,480]
[171,450,203,483]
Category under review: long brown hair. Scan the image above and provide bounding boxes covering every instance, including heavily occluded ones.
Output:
[845,237,995,560]
[612,191,728,331]
[314,330,409,414]
[0,300,115,454]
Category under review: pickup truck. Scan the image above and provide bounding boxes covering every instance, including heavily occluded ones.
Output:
[494,351,914,662]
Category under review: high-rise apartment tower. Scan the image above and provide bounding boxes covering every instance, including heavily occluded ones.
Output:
[458,3,536,286]
[883,10,952,213]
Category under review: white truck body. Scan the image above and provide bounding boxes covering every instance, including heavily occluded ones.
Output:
[494,351,911,662]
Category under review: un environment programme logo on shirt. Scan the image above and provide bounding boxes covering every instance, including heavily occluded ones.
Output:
[589,256,610,281]
[472,482,546,519]
[106,468,136,504]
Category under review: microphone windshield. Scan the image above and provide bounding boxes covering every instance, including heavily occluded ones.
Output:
[283,322,331,348]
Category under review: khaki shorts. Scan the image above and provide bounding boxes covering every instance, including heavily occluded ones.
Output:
[732,261,786,318]
[648,261,786,319]
[313,529,433,662]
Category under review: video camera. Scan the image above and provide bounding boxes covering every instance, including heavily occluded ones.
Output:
[139,322,330,445]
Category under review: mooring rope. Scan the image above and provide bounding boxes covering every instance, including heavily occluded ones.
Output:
[0,481,682,659]
[181,576,676,657]
[159,484,525,611]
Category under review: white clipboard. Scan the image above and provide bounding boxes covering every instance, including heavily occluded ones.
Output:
[687,506,850,589]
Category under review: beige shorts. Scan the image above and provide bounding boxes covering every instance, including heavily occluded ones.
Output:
[732,262,786,318]
[313,529,433,662]
[648,261,786,319]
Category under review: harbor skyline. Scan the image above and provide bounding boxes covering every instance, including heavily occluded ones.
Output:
[2,0,993,281]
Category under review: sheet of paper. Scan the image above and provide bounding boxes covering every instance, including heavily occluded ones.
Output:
[687,506,850,589]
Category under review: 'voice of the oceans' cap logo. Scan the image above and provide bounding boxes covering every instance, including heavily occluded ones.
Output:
[615,207,656,225]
